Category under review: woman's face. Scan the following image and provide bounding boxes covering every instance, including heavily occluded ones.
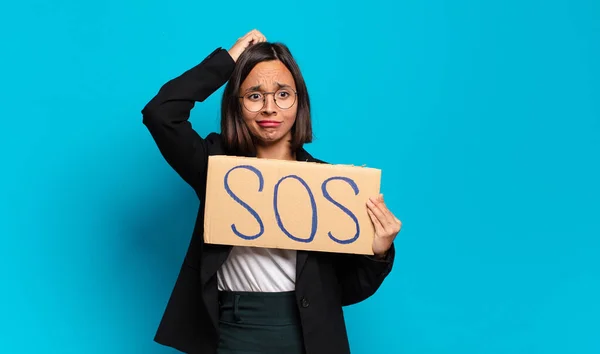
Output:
[239,60,298,147]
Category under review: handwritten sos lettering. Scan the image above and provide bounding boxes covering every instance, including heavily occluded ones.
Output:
[204,156,381,255]
[224,164,361,245]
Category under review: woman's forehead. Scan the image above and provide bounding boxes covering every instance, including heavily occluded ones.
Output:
[242,61,295,89]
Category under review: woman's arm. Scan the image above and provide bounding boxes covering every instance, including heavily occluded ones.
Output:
[336,194,402,305]
[141,48,235,192]
[335,245,396,306]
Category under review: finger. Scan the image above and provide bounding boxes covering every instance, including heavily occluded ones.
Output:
[244,30,259,42]
[368,196,391,222]
[241,31,254,41]
[251,29,263,41]
[373,194,398,227]
[233,33,250,49]
[367,197,389,228]
[250,29,266,43]
[243,35,255,48]
[249,33,262,45]
[367,208,385,234]
[376,194,393,216]
[369,197,400,236]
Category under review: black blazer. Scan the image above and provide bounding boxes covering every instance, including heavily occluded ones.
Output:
[141,47,395,354]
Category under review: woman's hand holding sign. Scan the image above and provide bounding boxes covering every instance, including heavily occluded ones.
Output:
[367,194,402,258]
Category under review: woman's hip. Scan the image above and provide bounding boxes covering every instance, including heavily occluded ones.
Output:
[217,291,305,354]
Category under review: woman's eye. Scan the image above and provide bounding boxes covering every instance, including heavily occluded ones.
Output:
[277,91,290,98]
[248,93,262,101]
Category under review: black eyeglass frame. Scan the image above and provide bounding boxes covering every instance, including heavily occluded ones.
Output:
[237,89,298,112]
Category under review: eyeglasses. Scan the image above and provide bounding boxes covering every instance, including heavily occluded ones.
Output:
[238,88,298,112]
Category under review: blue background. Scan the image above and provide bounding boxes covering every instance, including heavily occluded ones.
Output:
[1,0,598,353]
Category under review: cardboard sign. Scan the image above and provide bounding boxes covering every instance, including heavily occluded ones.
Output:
[203,156,381,255]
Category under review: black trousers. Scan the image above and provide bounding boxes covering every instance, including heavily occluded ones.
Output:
[217,291,306,354]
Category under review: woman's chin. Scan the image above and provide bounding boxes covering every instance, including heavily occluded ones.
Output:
[253,129,291,146]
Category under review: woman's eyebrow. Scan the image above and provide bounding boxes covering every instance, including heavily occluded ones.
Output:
[244,84,262,92]
[243,82,293,92]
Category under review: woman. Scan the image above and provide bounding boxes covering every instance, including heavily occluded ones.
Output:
[142,29,402,354]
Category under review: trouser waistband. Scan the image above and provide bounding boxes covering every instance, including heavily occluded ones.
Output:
[218,291,300,326]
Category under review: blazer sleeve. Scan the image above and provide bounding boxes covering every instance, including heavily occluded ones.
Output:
[141,48,235,193]
[334,243,396,306]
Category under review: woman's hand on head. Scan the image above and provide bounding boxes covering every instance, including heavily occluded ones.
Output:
[228,29,267,62]
[366,194,402,258]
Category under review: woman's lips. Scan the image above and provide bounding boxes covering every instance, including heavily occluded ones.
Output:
[257,120,282,128]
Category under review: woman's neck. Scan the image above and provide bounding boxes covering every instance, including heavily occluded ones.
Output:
[255,140,295,161]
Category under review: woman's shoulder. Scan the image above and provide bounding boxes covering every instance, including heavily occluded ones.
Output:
[297,147,328,164]
[203,132,228,155]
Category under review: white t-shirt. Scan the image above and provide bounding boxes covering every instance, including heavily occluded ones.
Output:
[217,246,296,292]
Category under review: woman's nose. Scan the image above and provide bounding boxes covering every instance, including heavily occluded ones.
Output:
[262,94,277,113]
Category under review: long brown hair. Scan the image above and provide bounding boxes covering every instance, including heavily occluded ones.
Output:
[220,42,313,156]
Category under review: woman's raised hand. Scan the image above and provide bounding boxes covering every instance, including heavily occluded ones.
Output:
[228,29,267,62]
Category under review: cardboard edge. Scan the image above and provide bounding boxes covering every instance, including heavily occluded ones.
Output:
[208,155,382,173]
[203,156,216,245]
